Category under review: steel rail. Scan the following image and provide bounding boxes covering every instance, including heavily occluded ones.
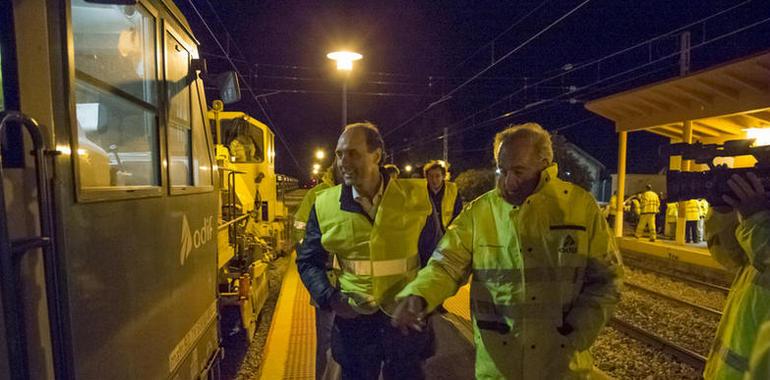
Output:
[624,261,731,293]
[609,317,707,371]
[624,282,723,317]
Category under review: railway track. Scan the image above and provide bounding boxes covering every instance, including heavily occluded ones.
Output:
[624,281,723,317]
[624,260,731,294]
[609,317,707,371]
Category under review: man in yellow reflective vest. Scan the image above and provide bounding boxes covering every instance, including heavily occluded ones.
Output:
[297,122,439,379]
[422,160,463,266]
[293,163,339,380]
[665,201,678,239]
[607,191,618,227]
[635,184,661,242]
[686,199,701,243]
[392,122,623,379]
[704,172,770,380]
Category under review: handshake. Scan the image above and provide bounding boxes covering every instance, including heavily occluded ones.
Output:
[330,293,429,335]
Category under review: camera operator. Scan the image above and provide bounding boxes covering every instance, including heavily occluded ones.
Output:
[704,172,770,379]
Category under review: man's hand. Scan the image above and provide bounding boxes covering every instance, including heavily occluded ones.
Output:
[391,296,428,335]
[723,173,770,219]
[329,293,359,319]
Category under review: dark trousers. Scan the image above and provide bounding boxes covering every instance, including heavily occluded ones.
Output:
[331,311,434,380]
[686,220,699,243]
[315,307,335,380]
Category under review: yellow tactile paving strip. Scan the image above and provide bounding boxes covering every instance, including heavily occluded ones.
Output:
[259,255,316,380]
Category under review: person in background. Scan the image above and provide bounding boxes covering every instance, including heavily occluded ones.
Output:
[607,191,618,227]
[392,123,623,379]
[421,160,463,260]
[685,199,701,243]
[635,184,660,242]
[293,162,340,380]
[703,173,770,379]
[665,201,678,240]
[698,198,710,242]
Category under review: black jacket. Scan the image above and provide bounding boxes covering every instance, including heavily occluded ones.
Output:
[296,174,440,310]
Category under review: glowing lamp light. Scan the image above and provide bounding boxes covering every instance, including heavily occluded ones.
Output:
[315,149,326,160]
[745,127,770,147]
[404,164,413,173]
[312,163,321,171]
[327,51,363,71]
[312,168,320,175]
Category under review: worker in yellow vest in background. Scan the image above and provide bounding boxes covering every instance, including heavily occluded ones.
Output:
[685,199,701,243]
[422,160,463,266]
[698,198,710,242]
[607,191,618,227]
[665,202,678,239]
[297,123,440,379]
[293,162,340,380]
[635,184,661,242]
[703,172,770,379]
[392,123,623,379]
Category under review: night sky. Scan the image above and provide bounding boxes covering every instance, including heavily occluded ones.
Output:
[176,0,770,180]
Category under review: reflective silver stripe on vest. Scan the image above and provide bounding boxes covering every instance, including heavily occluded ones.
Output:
[714,339,749,373]
[472,299,562,320]
[472,266,579,283]
[338,255,419,276]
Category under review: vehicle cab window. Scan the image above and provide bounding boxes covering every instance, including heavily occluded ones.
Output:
[71,0,160,191]
[166,30,212,188]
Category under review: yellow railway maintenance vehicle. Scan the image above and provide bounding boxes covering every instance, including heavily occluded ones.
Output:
[209,101,295,347]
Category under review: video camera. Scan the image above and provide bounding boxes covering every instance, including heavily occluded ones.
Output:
[665,139,770,206]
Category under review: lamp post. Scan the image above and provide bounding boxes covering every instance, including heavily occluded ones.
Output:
[327,51,363,128]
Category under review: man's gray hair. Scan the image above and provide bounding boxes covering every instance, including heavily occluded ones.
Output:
[493,122,553,164]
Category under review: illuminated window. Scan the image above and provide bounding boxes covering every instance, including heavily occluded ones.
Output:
[166,32,212,187]
[71,0,159,189]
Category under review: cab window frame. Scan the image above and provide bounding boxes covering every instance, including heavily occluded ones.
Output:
[67,0,166,202]
[163,22,214,195]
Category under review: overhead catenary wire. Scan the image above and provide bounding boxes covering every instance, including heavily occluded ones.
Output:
[383,0,593,138]
[388,1,762,154]
[187,0,303,171]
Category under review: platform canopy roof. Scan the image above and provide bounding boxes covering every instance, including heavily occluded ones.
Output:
[585,50,770,141]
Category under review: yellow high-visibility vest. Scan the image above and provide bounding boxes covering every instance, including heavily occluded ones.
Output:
[440,182,459,228]
[315,178,432,314]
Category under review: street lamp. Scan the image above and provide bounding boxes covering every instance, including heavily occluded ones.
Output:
[315,149,326,160]
[404,164,413,173]
[312,163,321,171]
[327,51,363,128]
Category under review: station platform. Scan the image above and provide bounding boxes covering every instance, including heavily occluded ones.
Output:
[258,255,475,380]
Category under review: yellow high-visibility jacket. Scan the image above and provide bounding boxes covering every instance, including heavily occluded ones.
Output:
[747,321,770,379]
[699,199,710,219]
[639,190,660,214]
[686,199,701,221]
[704,210,770,379]
[608,195,618,216]
[315,179,432,314]
[440,181,460,228]
[398,164,623,379]
[293,168,336,233]
[665,202,679,224]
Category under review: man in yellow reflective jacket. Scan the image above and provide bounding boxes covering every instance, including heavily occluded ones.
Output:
[704,172,770,380]
[686,199,701,243]
[297,123,439,380]
[422,160,463,266]
[392,123,623,379]
[293,163,339,380]
[635,184,661,241]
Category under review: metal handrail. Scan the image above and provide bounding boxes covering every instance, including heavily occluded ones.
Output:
[0,111,69,380]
